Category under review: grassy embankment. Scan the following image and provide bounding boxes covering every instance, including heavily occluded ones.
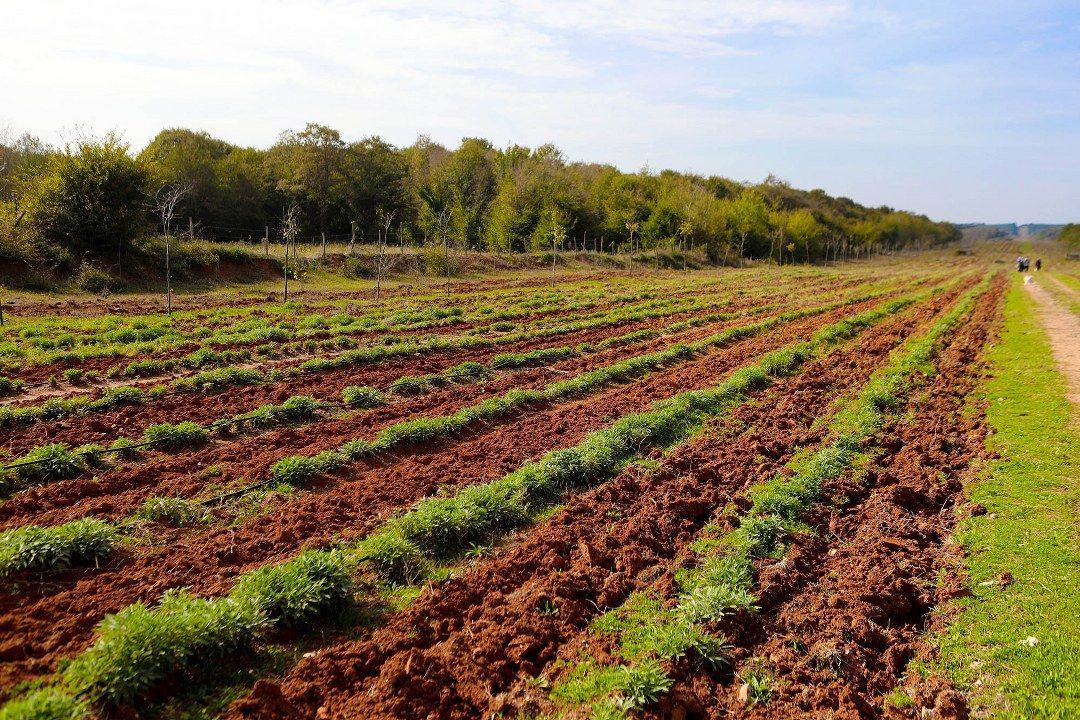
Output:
[935,275,1080,717]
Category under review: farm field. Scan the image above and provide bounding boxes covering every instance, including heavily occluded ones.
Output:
[0,250,1077,720]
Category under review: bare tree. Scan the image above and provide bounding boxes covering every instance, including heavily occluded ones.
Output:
[550,208,568,288]
[281,202,300,303]
[625,221,639,274]
[375,207,395,300]
[152,183,191,316]
[435,208,453,295]
[677,221,694,271]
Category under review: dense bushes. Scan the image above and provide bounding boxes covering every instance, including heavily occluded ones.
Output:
[0,127,959,274]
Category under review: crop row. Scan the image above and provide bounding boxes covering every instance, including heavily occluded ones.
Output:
[0,288,743,427]
[542,275,991,717]
[0,285,675,385]
[0,288,930,717]
[0,274,743,375]
[0,288,813,496]
[0,276,836,431]
[0,285,899,577]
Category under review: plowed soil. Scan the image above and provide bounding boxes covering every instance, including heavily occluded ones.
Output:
[0,287,936,691]
[0,282,859,521]
[4,269,812,386]
[0,277,842,450]
[218,279,979,720]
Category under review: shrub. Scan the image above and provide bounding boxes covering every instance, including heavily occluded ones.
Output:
[444,361,488,381]
[389,376,426,396]
[619,659,673,707]
[142,421,210,450]
[677,584,757,623]
[108,437,142,459]
[342,256,371,279]
[269,450,345,487]
[0,518,117,575]
[61,590,262,705]
[233,396,322,429]
[342,386,385,408]
[0,688,87,720]
[356,533,429,585]
[0,376,25,395]
[122,358,174,377]
[732,515,786,557]
[172,367,263,392]
[491,346,575,369]
[75,263,114,294]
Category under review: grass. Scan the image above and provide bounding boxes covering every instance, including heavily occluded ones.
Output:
[933,276,1080,717]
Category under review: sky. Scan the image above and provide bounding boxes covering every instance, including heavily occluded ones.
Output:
[2,0,1078,224]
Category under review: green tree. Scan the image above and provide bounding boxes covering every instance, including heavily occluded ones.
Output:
[137,129,232,231]
[1060,223,1080,249]
[439,138,496,251]
[343,136,409,241]
[27,134,148,260]
[272,123,347,235]
[784,208,823,264]
[714,189,769,264]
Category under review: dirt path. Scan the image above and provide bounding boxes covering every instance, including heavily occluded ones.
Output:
[1024,277,1080,413]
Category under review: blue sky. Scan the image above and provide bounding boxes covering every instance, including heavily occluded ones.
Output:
[3,1,1078,223]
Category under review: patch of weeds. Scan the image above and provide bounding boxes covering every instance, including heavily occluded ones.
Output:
[143,422,211,451]
[137,497,208,527]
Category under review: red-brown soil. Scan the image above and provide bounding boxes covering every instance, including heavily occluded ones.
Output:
[660,274,1002,720]
[218,281,978,720]
[0,291,817,527]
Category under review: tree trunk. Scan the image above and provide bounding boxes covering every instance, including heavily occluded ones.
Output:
[283,239,290,302]
[165,231,172,316]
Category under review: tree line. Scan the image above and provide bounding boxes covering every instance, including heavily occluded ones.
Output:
[0,124,961,271]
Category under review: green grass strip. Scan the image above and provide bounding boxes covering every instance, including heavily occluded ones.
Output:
[546,275,990,718]
[931,275,1080,717]
[0,290,924,718]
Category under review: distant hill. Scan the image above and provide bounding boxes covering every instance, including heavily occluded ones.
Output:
[957,223,1065,242]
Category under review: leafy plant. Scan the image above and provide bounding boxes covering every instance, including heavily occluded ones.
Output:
[0,518,117,575]
[618,659,673,706]
[389,376,426,396]
[12,443,84,484]
[0,376,25,396]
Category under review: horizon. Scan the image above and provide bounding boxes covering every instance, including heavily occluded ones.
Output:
[3,1,1078,225]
